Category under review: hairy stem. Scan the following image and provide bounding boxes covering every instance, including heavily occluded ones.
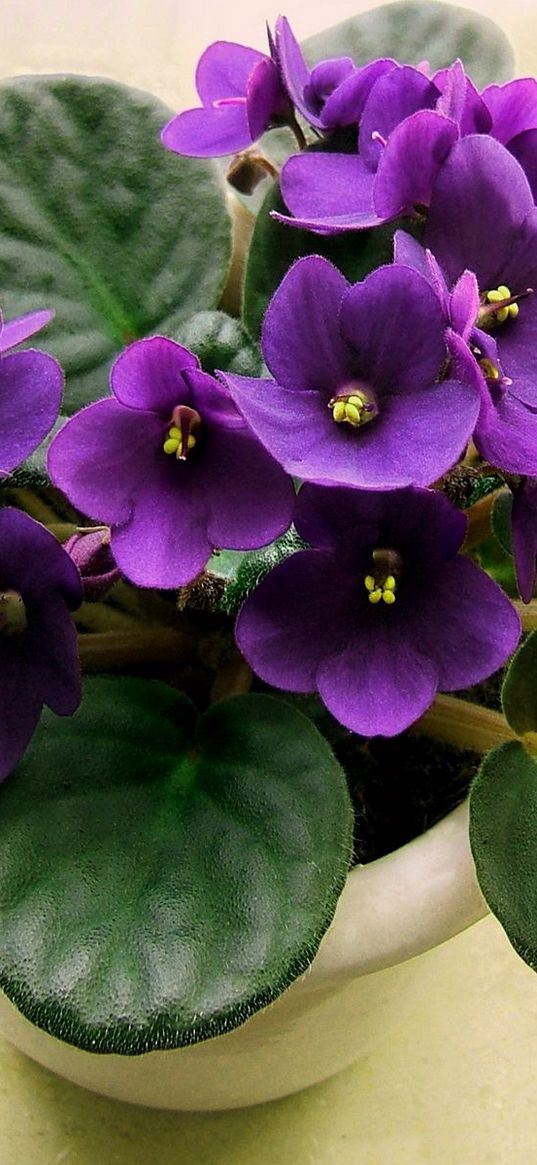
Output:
[412,694,515,754]
[78,629,194,671]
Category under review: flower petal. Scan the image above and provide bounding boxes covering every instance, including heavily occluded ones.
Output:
[339,264,446,394]
[195,41,267,103]
[317,622,439,737]
[262,255,354,393]
[277,152,380,234]
[409,555,521,688]
[359,65,439,169]
[111,336,200,415]
[246,57,284,140]
[0,350,63,476]
[236,549,353,691]
[161,104,251,159]
[47,400,163,524]
[0,309,54,353]
[373,110,458,220]
[274,16,319,127]
[321,58,396,128]
[425,135,535,287]
[483,77,537,144]
[203,428,295,548]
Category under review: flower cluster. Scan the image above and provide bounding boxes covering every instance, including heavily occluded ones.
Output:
[3,16,537,785]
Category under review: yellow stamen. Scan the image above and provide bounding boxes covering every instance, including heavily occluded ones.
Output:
[329,388,376,429]
[479,358,500,381]
[163,427,197,459]
[364,575,376,592]
[484,284,520,325]
[365,572,398,605]
[368,589,383,604]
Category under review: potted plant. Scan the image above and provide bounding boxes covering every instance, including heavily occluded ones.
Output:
[0,0,535,1112]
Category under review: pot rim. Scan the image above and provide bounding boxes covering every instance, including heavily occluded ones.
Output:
[298,799,487,994]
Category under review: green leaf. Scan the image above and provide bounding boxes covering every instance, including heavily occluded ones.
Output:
[218,527,307,614]
[0,676,353,1054]
[492,488,514,555]
[470,740,537,971]
[243,179,402,339]
[502,630,537,736]
[172,310,262,376]
[0,75,231,417]
[303,1,514,88]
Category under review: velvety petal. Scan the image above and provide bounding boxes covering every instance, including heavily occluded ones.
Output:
[47,400,163,524]
[434,63,491,134]
[483,78,537,144]
[0,308,54,353]
[222,370,480,489]
[476,389,537,476]
[262,256,354,393]
[492,294,537,408]
[295,483,467,568]
[236,549,353,691]
[309,58,355,102]
[203,427,295,548]
[277,152,382,234]
[111,336,199,415]
[512,479,537,602]
[359,65,439,170]
[0,350,63,476]
[393,230,430,275]
[425,135,535,287]
[449,270,480,341]
[408,555,520,688]
[184,368,245,429]
[161,103,251,158]
[0,508,82,610]
[509,128,537,200]
[27,593,81,716]
[317,622,439,737]
[110,461,212,588]
[373,110,458,220]
[274,16,319,126]
[0,654,42,782]
[195,41,267,103]
[339,264,446,394]
[246,57,285,140]
[321,58,396,128]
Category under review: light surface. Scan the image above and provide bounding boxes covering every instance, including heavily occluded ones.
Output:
[1,0,537,1158]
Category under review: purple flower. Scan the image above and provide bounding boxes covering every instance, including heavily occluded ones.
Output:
[512,478,537,603]
[161,39,291,158]
[275,60,490,233]
[236,485,520,736]
[64,529,121,602]
[400,135,537,477]
[219,256,480,490]
[0,308,63,476]
[47,337,295,589]
[275,16,395,130]
[0,508,81,781]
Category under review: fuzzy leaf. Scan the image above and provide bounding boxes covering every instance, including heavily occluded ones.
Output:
[502,629,537,736]
[470,740,537,971]
[0,75,231,418]
[0,677,353,1054]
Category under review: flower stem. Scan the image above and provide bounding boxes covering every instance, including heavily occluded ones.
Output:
[515,600,537,632]
[78,629,194,671]
[412,694,515,754]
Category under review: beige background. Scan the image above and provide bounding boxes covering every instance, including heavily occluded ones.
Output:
[1,1,537,1161]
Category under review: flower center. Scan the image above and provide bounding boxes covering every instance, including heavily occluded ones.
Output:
[329,385,378,429]
[0,589,27,636]
[478,284,533,329]
[363,548,402,606]
[163,405,201,461]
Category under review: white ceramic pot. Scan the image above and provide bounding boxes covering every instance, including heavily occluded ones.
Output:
[0,800,487,1111]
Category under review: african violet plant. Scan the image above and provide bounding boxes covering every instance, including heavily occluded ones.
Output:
[0,0,537,1057]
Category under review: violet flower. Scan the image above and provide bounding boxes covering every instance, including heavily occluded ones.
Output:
[47,337,295,589]
[236,484,520,737]
[275,16,396,130]
[0,308,63,476]
[161,38,291,158]
[0,508,82,781]
[399,135,537,477]
[275,59,490,233]
[512,478,537,603]
[219,256,480,490]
